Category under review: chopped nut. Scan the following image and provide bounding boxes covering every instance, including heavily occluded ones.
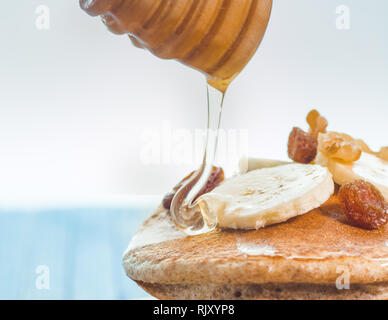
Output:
[318,131,362,163]
[352,142,388,162]
[338,180,388,230]
[377,147,388,162]
[306,109,328,139]
[162,166,224,210]
[288,127,318,164]
[355,139,374,154]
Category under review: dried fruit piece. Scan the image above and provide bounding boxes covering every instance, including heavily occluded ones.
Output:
[200,166,225,195]
[162,166,224,210]
[318,131,362,163]
[306,109,328,139]
[162,171,195,210]
[288,127,318,164]
[338,180,388,230]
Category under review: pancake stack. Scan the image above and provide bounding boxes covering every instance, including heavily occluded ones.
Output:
[123,196,388,300]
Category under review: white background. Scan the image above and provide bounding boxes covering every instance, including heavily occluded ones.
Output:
[0,0,387,207]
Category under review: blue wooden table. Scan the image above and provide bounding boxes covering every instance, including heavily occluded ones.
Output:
[0,202,157,299]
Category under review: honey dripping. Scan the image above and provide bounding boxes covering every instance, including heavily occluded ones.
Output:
[80,0,273,234]
[169,81,226,234]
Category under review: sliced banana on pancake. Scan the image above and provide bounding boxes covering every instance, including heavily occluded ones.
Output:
[198,163,334,230]
[316,152,388,199]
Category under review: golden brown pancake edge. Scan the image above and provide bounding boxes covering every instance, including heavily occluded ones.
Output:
[123,196,388,289]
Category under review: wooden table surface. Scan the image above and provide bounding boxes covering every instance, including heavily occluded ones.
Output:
[0,203,157,299]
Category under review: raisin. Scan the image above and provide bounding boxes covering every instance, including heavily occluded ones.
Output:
[199,166,225,196]
[162,166,224,210]
[338,180,388,230]
[287,127,318,164]
[162,191,176,210]
[162,171,195,210]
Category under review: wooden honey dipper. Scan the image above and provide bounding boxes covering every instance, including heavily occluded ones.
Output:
[80,0,273,92]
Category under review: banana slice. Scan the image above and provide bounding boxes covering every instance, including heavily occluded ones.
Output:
[316,152,388,199]
[198,163,334,230]
[239,157,290,174]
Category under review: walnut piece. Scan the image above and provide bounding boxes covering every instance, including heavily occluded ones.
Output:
[318,131,362,163]
[306,109,328,139]
[377,147,388,162]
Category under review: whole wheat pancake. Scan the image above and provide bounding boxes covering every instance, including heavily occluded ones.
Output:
[123,196,388,299]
